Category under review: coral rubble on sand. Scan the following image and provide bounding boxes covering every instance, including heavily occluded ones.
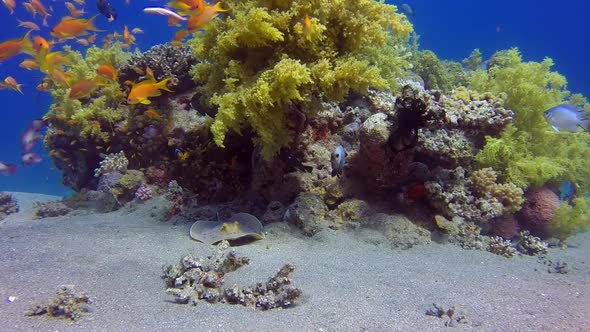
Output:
[25,285,91,321]
[32,201,72,219]
[163,241,301,309]
[0,192,19,220]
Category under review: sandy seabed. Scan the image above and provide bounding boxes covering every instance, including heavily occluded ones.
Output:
[0,192,588,331]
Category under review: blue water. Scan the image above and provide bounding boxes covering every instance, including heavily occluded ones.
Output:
[0,0,588,195]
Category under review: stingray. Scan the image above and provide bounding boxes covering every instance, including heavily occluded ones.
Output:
[189,212,264,245]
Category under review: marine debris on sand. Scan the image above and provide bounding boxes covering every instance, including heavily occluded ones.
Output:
[163,240,301,309]
[25,285,91,321]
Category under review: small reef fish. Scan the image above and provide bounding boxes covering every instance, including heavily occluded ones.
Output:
[32,35,50,55]
[22,126,40,151]
[2,0,15,14]
[175,147,189,161]
[0,31,33,62]
[96,63,117,81]
[303,14,313,42]
[69,78,101,99]
[330,145,347,177]
[143,7,187,21]
[145,108,163,121]
[65,2,86,18]
[127,77,173,105]
[1,76,23,94]
[51,16,101,39]
[131,27,144,34]
[400,3,415,17]
[17,20,41,31]
[0,161,18,176]
[544,104,590,133]
[187,2,228,32]
[30,119,47,131]
[96,0,117,22]
[21,152,42,165]
[29,0,51,26]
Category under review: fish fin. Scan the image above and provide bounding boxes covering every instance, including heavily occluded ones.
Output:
[140,99,151,105]
[157,77,174,92]
[579,119,590,131]
[551,125,560,132]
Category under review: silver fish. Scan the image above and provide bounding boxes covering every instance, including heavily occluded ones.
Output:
[331,145,347,177]
[544,104,590,133]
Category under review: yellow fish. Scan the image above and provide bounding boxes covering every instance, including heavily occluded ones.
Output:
[127,77,173,105]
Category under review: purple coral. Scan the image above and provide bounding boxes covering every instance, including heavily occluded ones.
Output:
[134,184,153,201]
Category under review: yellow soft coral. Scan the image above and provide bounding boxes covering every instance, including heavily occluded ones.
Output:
[190,0,413,158]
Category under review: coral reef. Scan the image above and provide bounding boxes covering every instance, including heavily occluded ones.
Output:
[491,214,519,239]
[119,44,198,91]
[546,196,590,240]
[425,303,469,327]
[471,48,590,193]
[0,192,19,220]
[519,187,560,234]
[364,213,431,249]
[25,285,91,321]
[488,236,517,258]
[425,167,523,224]
[134,184,153,201]
[514,231,548,256]
[283,192,328,236]
[163,241,301,309]
[94,151,128,177]
[189,0,413,158]
[32,201,72,219]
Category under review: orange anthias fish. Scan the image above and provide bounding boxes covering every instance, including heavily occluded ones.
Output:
[187,2,228,32]
[32,35,50,55]
[29,0,51,26]
[145,108,163,121]
[303,14,314,42]
[2,76,24,94]
[49,68,73,86]
[51,15,101,39]
[65,2,85,17]
[2,0,16,14]
[69,78,101,99]
[96,63,118,81]
[0,31,33,62]
[19,59,39,70]
[127,77,173,105]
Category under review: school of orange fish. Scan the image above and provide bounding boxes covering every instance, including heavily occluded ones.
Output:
[0,0,232,175]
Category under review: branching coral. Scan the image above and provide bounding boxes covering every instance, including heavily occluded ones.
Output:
[189,0,413,158]
[94,151,129,177]
[425,167,523,224]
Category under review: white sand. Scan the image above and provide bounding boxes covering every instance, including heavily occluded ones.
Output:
[0,193,588,331]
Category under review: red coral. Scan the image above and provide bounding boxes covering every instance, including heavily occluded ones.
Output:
[519,187,560,234]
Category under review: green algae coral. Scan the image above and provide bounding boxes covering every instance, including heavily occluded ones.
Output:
[189,0,413,158]
[547,197,590,240]
[469,48,590,192]
[411,50,465,91]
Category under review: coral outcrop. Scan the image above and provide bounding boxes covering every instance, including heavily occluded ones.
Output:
[32,201,72,219]
[0,192,18,220]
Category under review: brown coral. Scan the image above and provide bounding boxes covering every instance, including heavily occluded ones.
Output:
[491,214,519,239]
[519,187,560,234]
